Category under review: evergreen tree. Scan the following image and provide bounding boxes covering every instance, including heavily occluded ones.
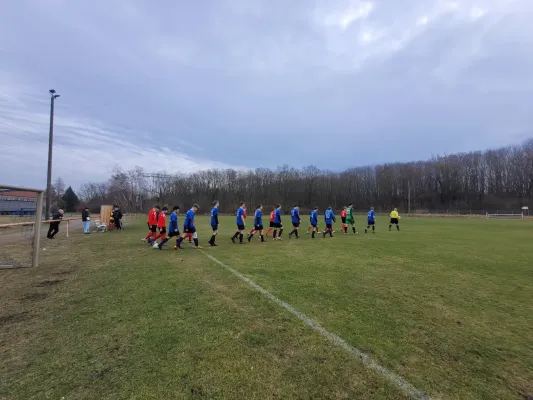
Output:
[62,186,79,212]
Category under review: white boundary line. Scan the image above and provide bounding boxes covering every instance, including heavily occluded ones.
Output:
[202,252,430,400]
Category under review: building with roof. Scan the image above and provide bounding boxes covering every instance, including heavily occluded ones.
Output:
[0,190,37,215]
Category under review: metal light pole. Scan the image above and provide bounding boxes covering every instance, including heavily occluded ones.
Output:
[45,89,60,220]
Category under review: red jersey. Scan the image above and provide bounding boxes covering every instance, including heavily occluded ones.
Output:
[157,212,166,229]
[341,210,347,218]
[244,211,247,219]
[270,211,275,222]
[148,209,157,225]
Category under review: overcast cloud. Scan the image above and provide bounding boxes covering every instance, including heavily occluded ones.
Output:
[1,0,533,189]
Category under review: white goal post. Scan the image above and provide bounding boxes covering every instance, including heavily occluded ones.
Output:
[485,213,524,220]
[0,184,44,269]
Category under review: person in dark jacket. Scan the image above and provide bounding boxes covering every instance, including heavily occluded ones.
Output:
[112,205,123,231]
[81,206,90,234]
[47,209,64,239]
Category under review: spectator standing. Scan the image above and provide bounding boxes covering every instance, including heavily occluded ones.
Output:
[82,206,91,234]
[47,209,64,239]
[112,205,123,231]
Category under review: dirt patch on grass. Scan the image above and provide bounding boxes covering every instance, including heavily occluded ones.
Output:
[91,367,111,380]
[54,270,74,276]
[23,292,48,301]
[36,279,64,287]
[0,311,30,325]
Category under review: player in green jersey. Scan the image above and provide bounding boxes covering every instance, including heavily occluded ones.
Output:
[344,203,357,234]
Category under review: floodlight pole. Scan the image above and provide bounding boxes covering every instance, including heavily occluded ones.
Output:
[45,90,60,220]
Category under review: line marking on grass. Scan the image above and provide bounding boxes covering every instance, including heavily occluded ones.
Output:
[202,252,430,400]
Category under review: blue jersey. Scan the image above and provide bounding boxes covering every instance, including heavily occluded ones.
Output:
[367,210,375,222]
[291,207,300,223]
[325,209,335,224]
[236,207,245,225]
[168,212,179,232]
[274,209,282,224]
[210,207,219,226]
[254,209,262,226]
[310,210,318,225]
[184,209,195,229]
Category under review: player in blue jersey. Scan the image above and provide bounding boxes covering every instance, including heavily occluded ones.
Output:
[323,206,336,238]
[247,204,266,243]
[208,200,220,246]
[306,210,314,234]
[309,207,319,238]
[365,206,376,233]
[231,202,246,244]
[155,206,180,249]
[272,204,284,240]
[175,203,201,250]
[288,205,301,239]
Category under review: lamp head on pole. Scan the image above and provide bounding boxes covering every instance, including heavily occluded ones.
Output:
[53,95,60,99]
[49,89,56,94]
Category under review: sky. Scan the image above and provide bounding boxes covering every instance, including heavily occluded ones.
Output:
[1,0,533,190]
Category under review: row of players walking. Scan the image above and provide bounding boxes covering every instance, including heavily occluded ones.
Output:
[141,201,401,250]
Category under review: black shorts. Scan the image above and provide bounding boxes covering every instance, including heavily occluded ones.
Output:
[237,224,245,231]
[159,227,166,234]
[311,223,317,228]
[269,221,274,228]
[184,226,196,234]
[150,224,157,233]
[168,230,180,238]
[254,224,264,231]
[147,222,150,229]
[326,223,332,229]
[390,218,399,224]
[273,222,282,228]
[211,225,218,232]
[367,221,375,225]
[341,217,346,223]
[292,222,300,228]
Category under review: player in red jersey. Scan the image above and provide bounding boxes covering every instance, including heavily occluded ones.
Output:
[150,206,169,246]
[143,206,160,242]
[340,206,348,234]
[265,208,276,237]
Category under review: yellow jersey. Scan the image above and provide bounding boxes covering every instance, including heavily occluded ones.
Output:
[390,210,399,219]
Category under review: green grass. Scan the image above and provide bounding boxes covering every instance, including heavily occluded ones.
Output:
[1,216,532,399]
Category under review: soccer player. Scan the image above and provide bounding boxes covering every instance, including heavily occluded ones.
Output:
[155,206,180,249]
[309,207,319,238]
[175,204,202,249]
[266,208,276,237]
[150,206,168,246]
[143,205,159,242]
[247,204,266,242]
[345,202,356,234]
[365,206,376,233]
[208,200,219,246]
[389,208,400,231]
[323,206,335,238]
[306,210,314,234]
[272,204,284,240]
[231,202,246,244]
[288,205,301,239]
[145,206,161,242]
[340,206,347,234]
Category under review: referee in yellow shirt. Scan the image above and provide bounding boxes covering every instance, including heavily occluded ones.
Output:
[389,208,400,231]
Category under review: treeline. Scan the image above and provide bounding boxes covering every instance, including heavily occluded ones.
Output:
[78,140,533,213]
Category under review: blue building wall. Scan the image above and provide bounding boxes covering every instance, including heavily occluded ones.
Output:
[0,200,37,215]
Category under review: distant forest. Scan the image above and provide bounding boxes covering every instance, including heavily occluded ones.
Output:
[78,140,533,213]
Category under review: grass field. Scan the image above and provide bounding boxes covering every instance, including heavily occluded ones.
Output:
[1,215,532,399]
